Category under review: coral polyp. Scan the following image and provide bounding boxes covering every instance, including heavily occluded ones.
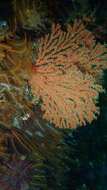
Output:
[0,156,32,190]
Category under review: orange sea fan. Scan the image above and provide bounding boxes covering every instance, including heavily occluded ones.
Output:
[29,21,107,129]
[29,21,107,128]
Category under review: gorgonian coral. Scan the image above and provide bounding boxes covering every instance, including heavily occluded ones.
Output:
[29,21,107,129]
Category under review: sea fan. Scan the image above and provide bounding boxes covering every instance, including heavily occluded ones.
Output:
[29,21,107,129]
